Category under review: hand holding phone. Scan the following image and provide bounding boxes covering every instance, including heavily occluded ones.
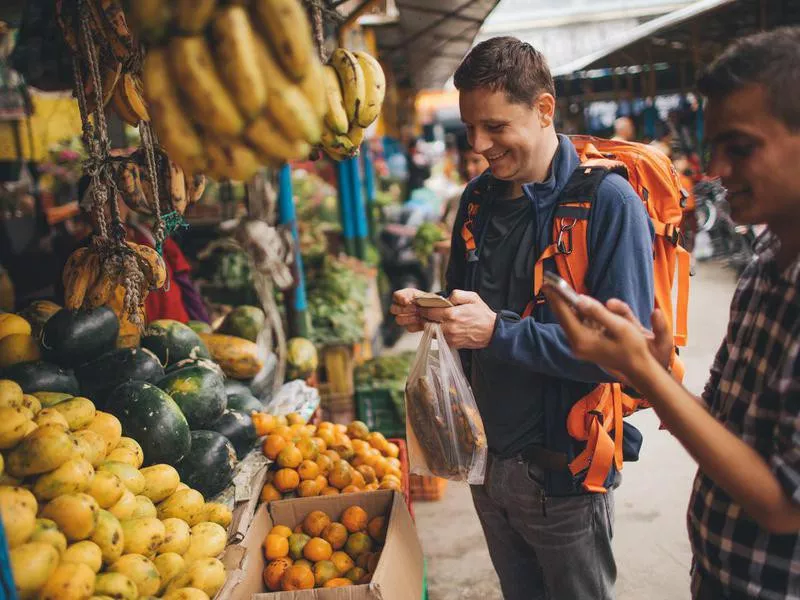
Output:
[542,272,581,309]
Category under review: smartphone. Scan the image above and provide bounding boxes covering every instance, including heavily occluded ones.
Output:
[542,272,581,308]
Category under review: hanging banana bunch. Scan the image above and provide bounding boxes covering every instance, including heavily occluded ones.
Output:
[118,0,328,181]
[320,48,386,161]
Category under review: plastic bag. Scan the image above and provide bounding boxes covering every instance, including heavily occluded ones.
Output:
[405,323,487,484]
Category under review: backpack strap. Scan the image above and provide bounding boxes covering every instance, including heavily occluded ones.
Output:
[460,172,493,264]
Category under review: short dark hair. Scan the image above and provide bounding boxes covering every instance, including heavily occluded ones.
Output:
[454,36,555,105]
[696,26,800,130]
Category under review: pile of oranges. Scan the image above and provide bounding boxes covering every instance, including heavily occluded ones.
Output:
[262,506,388,590]
[258,414,404,502]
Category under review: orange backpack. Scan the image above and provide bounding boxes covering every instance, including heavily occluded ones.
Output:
[462,136,691,493]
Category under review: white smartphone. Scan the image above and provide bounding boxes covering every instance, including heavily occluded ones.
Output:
[542,272,581,308]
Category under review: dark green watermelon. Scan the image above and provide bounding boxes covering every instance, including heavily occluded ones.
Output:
[141,320,210,367]
[216,306,265,342]
[223,379,252,396]
[76,348,165,410]
[157,366,226,429]
[1,361,79,395]
[40,307,119,368]
[225,392,263,415]
[208,410,257,459]
[175,430,237,498]
[164,358,224,378]
[106,380,191,466]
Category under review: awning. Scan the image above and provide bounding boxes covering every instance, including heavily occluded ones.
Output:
[371,0,501,90]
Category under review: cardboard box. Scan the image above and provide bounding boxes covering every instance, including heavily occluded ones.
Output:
[219,490,423,599]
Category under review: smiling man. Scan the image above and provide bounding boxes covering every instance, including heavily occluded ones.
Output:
[391,37,655,599]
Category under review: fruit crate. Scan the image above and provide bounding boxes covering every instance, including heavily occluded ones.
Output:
[388,437,413,520]
[410,474,448,502]
[356,382,406,439]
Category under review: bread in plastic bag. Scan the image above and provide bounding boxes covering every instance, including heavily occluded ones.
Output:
[405,322,487,484]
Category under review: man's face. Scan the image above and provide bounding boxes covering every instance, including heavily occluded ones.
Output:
[705,85,800,226]
[462,149,489,180]
[459,88,546,183]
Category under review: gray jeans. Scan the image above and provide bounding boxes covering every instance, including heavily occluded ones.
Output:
[470,453,616,600]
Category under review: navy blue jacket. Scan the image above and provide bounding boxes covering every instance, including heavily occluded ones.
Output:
[446,134,655,495]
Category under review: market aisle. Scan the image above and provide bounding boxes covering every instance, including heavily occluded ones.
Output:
[411,261,740,600]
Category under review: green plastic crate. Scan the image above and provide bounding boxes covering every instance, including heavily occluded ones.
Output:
[356,383,406,438]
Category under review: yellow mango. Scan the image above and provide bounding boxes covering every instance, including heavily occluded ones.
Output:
[99,461,145,495]
[153,552,185,592]
[114,437,144,467]
[120,517,166,556]
[87,471,125,509]
[158,518,191,555]
[157,488,204,524]
[32,458,94,501]
[53,397,96,430]
[0,485,37,547]
[140,464,180,503]
[108,488,137,521]
[73,429,108,467]
[0,406,32,449]
[132,495,157,519]
[0,379,24,408]
[40,492,100,541]
[7,423,75,477]
[30,518,68,554]
[93,572,138,600]
[20,393,41,415]
[63,540,103,573]
[161,588,211,600]
[34,407,70,430]
[183,522,227,565]
[84,412,122,455]
[90,509,125,566]
[37,561,95,600]
[166,557,226,597]
[110,553,161,596]
[10,541,60,598]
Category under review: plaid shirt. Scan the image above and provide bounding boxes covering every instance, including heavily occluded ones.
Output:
[689,231,800,599]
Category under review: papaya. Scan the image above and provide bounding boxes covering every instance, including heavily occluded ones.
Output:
[198,333,263,380]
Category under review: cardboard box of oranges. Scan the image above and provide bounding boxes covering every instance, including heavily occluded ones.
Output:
[218,490,422,599]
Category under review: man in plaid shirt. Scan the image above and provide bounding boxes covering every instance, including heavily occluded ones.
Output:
[545,28,800,599]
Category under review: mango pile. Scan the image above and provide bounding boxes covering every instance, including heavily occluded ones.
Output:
[0,379,232,599]
[257,415,404,502]
[262,506,388,590]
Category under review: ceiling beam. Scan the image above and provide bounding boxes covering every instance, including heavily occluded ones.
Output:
[397,2,485,23]
[385,0,482,56]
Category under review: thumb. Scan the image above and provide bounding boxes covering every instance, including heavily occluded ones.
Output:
[651,308,672,344]
[449,290,480,305]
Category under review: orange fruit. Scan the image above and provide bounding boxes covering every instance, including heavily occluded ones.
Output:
[304,424,316,437]
[386,457,402,470]
[277,445,303,469]
[350,455,367,468]
[314,474,328,490]
[281,564,315,590]
[341,506,368,533]
[379,479,401,492]
[346,567,366,582]
[367,516,387,543]
[274,469,300,492]
[342,485,361,494]
[365,482,380,491]
[304,537,333,562]
[289,424,309,440]
[356,552,372,570]
[313,560,338,587]
[312,436,327,452]
[373,458,390,479]
[368,550,381,573]
[317,421,335,432]
[270,525,294,539]
[382,474,402,486]
[275,414,289,428]
[364,453,381,469]
[344,532,373,559]
[332,434,355,460]
[274,425,294,442]
[264,534,289,560]
[367,432,387,451]
[351,439,370,454]
[287,533,311,560]
[357,465,377,484]
[263,557,293,591]
[346,421,370,441]
[334,423,347,434]
[315,454,333,476]
[328,461,352,490]
[324,578,352,587]
[385,442,400,458]
[331,550,354,574]
[263,434,287,460]
[303,510,332,537]
[261,483,282,502]
[322,522,348,550]
[350,470,366,489]
[323,449,341,462]
[286,412,305,426]
[297,480,321,497]
[297,459,320,481]
[320,486,340,496]
[294,558,313,570]
[296,438,320,461]
[252,412,277,437]
[318,429,336,449]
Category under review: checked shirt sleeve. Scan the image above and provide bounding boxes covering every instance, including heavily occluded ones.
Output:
[769,338,800,504]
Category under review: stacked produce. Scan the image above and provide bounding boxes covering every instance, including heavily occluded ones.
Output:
[0,378,232,599]
[122,0,327,181]
[258,416,404,502]
[320,48,386,161]
[306,256,369,346]
[262,505,389,590]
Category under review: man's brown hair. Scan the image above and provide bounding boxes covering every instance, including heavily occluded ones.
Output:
[454,36,555,106]
[697,26,800,130]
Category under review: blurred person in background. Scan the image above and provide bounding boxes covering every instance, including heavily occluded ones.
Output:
[612,116,636,141]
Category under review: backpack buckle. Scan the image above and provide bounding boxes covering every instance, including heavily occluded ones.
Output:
[664,224,680,246]
[557,219,577,254]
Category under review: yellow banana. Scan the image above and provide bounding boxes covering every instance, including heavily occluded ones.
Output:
[169,36,245,138]
[322,65,348,135]
[88,0,134,63]
[84,59,121,114]
[204,137,262,181]
[174,0,217,34]
[251,0,314,82]
[347,124,365,149]
[330,48,366,126]
[126,242,167,289]
[299,55,328,121]
[122,0,171,43]
[211,6,267,120]
[169,160,188,215]
[186,174,207,205]
[244,115,311,163]
[142,48,208,175]
[62,247,89,290]
[85,265,118,308]
[65,251,100,311]
[110,74,149,126]
[353,51,386,128]
[321,126,356,158]
[56,0,80,53]
[253,36,321,145]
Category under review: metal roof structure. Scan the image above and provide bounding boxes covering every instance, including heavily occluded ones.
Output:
[370,0,501,90]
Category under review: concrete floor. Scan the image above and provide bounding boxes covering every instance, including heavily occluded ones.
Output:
[403,262,741,600]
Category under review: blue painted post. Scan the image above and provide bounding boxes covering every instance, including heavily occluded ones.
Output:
[348,156,369,260]
[361,145,377,241]
[277,164,310,338]
[0,518,16,600]
[336,160,357,256]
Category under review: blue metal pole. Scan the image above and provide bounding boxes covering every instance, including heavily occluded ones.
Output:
[0,517,16,600]
[336,160,357,256]
[277,164,310,338]
[361,146,377,241]
[348,156,369,260]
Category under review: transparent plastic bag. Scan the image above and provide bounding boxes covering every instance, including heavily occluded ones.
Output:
[405,323,487,484]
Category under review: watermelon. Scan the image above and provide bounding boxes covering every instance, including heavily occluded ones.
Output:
[107,380,191,466]
[286,337,318,380]
[216,306,265,342]
[141,320,210,367]
[224,379,252,396]
[225,392,263,415]
[16,300,61,338]
[1,361,80,395]
[76,348,165,410]
[208,410,257,459]
[40,307,120,368]
[174,430,237,498]
[164,357,224,379]
[157,365,226,429]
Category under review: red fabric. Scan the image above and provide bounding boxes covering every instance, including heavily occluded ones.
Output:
[130,229,190,324]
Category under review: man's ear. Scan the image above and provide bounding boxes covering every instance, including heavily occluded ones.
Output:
[536,93,556,128]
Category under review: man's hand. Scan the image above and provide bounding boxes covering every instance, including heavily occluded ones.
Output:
[543,287,672,388]
[419,290,496,350]
[390,288,425,333]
